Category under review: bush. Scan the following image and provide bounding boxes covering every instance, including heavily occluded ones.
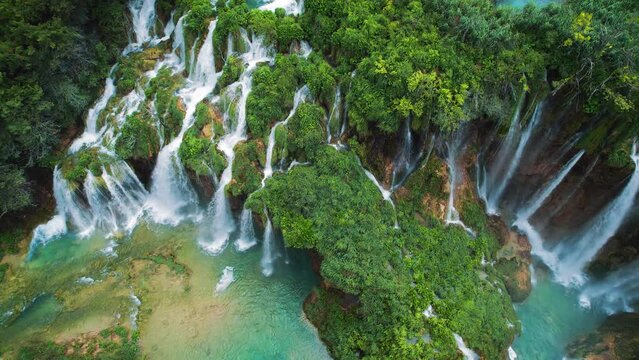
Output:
[114,113,161,160]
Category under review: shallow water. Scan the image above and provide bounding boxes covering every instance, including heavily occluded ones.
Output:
[0,221,329,359]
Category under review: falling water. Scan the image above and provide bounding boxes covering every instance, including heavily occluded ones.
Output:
[579,260,639,314]
[445,133,475,236]
[516,150,585,222]
[200,31,272,255]
[129,0,157,45]
[69,73,117,153]
[453,333,479,360]
[390,118,425,191]
[147,20,219,225]
[235,208,258,251]
[259,0,304,15]
[261,217,276,277]
[263,86,309,185]
[327,87,341,143]
[552,142,639,285]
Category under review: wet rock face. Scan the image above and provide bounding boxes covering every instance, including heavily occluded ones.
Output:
[491,216,533,302]
[567,313,639,360]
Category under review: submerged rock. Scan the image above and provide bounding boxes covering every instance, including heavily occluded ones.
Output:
[567,313,639,360]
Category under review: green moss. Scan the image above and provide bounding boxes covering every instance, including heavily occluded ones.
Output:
[227,140,264,198]
[114,112,161,161]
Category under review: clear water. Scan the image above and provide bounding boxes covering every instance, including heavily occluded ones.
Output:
[0,223,329,359]
[512,266,607,359]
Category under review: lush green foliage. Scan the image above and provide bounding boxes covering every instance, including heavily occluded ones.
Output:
[0,0,129,215]
[248,147,517,358]
[179,102,227,176]
[114,113,161,161]
[246,56,302,138]
[228,140,265,198]
[286,103,326,161]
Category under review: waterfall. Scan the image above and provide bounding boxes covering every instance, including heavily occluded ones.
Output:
[261,217,276,277]
[171,15,187,72]
[511,150,583,281]
[391,118,425,191]
[327,87,341,143]
[147,20,219,225]
[263,86,310,185]
[453,333,480,360]
[259,0,304,15]
[199,31,272,255]
[235,209,257,251]
[29,167,94,256]
[579,260,639,314]
[129,0,157,45]
[479,96,539,215]
[445,133,475,236]
[515,150,584,222]
[552,142,639,285]
[69,72,117,153]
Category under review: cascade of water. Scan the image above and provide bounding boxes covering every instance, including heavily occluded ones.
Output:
[147,20,219,225]
[485,101,543,214]
[299,40,312,58]
[445,133,475,236]
[510,151,583,280]
[129,0,157,45]
[69,72,117,153]
[172,15,187,71]
[515,150,584,222]
[552,142,639,285]
[82,161,149,238]
[263,86,309,185]
[327,87,341,143]
[199,31,272,255]
[453,333,480,360]
[235,208,258,251]
[259,0,304,15]
[261,216,276,277]
[579,260,639,314]
[188,36,201,77]
[29,167,95,255]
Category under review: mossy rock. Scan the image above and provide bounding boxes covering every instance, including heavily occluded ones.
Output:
[114,112,161,161]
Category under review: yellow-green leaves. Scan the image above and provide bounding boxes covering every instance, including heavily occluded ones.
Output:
[565,12,593,46]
